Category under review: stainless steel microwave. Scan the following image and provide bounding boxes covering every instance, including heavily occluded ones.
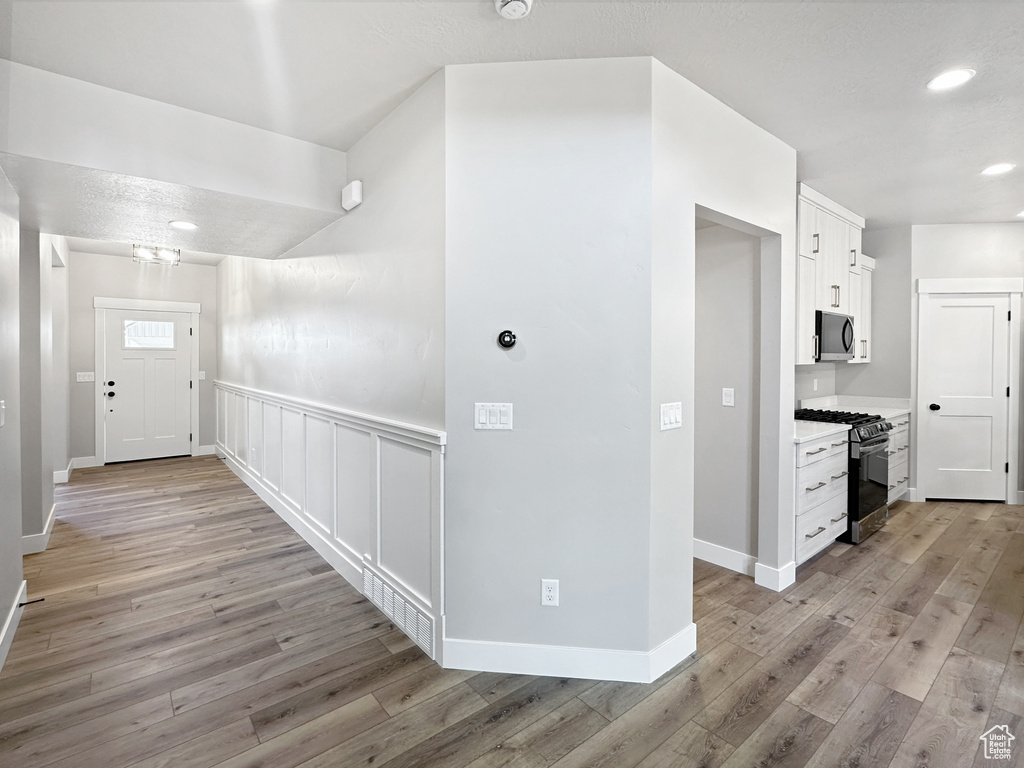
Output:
[815,310,855,361]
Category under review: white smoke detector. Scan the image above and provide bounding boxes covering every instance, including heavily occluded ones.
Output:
[495,0,532,20]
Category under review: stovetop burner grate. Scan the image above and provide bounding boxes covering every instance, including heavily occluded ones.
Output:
[795,408,882,428]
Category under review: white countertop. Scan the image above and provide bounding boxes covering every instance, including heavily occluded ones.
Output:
[799,395,911,421]
[794,421,850,443]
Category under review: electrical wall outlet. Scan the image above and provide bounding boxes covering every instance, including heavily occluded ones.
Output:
[541,579,559,606]
[813,378,819,391]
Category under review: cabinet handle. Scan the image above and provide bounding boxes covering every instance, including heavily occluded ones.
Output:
[837,285,841,307]
[805,481,827,492]
[897,446,908,452]
[901,476,908,483]
[831,471,849,480]
[896,420,908,426]
[850,249,857,267]
[806,447,827,456]
[805,526,827,539]
[813,334,819,360]
[831,440,849,447]
[861,340,867,358]
[831,513,848,523]
[833,285,839,307]
[813,233,820,254]
[888,484,895,490]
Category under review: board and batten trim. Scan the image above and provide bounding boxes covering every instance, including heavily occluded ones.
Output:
[215,381,445,661]
[0,580,27,672]
[442,621,697,683]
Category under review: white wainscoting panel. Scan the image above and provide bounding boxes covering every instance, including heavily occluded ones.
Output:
[304,416,333,536]
[215,381,446,661]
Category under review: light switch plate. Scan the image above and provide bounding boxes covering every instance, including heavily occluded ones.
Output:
[475,403,513,430]
[722,388,735,407]
[660,402,682,430]
[76,372,95,382]
[199,371,207,380]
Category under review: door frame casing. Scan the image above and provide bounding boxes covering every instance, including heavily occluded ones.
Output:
[94,297,201,464]
[915,278,1021,504]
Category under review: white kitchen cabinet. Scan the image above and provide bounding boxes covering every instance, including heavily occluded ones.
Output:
[795,184,867,365]
[848,254,874,364]
[794,426,849,564]
[887,413,911,502]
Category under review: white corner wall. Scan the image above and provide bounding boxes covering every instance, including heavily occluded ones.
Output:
[651,60,797,610]
[0,170,25,671]
[443,58,657,678]
[68,251,219,461]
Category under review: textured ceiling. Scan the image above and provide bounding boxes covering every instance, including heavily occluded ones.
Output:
[0,154,342,260]
[6,1,1024,236]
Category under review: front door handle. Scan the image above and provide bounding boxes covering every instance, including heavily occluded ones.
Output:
[929,403,940,411]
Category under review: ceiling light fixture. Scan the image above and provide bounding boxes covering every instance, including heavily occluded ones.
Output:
[133,244,181,266]
[982,163,1016,176]
[926,68,976,91]
[169,220,198,231]
[495,0,532,20]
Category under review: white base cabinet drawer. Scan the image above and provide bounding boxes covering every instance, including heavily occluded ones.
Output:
[797,493,848,564]
[796,453,849,514]
[797,434,850,467]
[888,458,909,503]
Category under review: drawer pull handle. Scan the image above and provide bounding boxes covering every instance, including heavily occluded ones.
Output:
[806,526,827,539]
[831,440,849,447]
[831,471,849,480]
[806,447,827,456]
[901,476,908,483]
[806,481,827,492]
[888,484,895,490]
[897,420,908,426]
[898,446,908,452]
[831,513,848,523]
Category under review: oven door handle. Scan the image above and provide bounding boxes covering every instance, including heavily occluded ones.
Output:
[858,437,890,455]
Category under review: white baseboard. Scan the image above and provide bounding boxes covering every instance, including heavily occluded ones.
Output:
[694,539,756,577]
[754,560,796,592]
[71,456,101,469]
[219,452,363,592]
[54,458,73,484]
[23,504,56,555]
[909,487,923,502]
[442,622,697,684]
[0,580,27,672]
[196,444,217,456]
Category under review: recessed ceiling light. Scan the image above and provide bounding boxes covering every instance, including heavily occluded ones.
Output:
[169,220,198,231]
[982,164,1016,176]
[926,68,976,91]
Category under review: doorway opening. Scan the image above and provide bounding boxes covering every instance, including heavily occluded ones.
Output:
[694,215,762,574]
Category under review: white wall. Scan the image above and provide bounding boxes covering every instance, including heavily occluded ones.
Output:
[218,71,446,431]
[651,59,797,603]
[19,227,53,549]
[909,223,1024,496]
[694,224,760,564]
[795,364,836,403]
[1,61,346,212]
[50,237,70,480]
[0,170,25,670]
[444,59,655,657]
[68,251,218,460]
[215,71,447,658]
[835,225,912,398]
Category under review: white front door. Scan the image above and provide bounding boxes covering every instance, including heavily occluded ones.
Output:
[918,293,1010,500]
[102,309,193,462]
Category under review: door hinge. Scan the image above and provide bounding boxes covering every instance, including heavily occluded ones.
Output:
[190,380,193,389]
[1009,311,1012,321]
[190,432,193,442]
[1006,462,1010,473]
[190,327,193,336]
[1008,386,1011,397]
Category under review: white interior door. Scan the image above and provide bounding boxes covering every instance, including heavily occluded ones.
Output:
[919,293,1009,500]
[102,309,192,462]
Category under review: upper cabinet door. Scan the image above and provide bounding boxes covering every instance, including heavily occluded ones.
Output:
[798,198,821,259]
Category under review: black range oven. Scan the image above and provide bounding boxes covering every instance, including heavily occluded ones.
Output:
[795,409,893,544]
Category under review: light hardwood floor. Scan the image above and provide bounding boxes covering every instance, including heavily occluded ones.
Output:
[2,455,1024,767]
